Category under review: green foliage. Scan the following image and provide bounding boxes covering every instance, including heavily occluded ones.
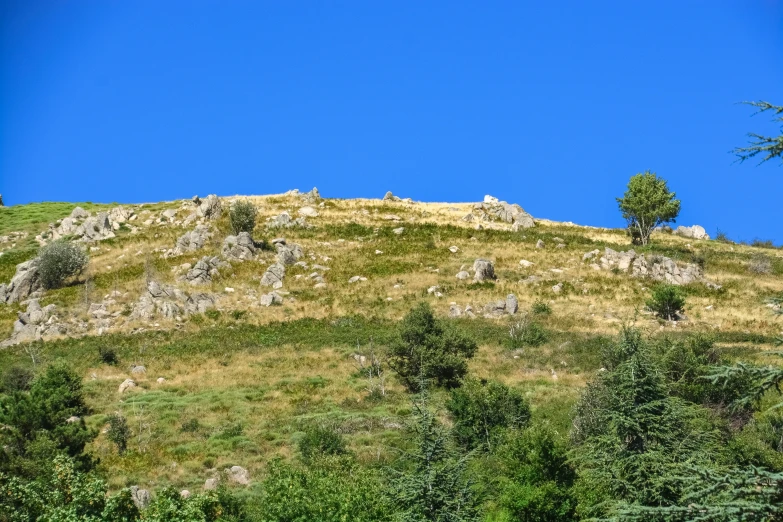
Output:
[107,413,131,455]
[495,424,576,522]
[446,378,530,451]
[257,456,391,522]
[297,425,348,463]
[616,171,681,245]
[388,303,478,392]
[508,316,548,348]
[37,239,89,289]
[703,362,783,414]
[646,284,686,320]
[99,346,120,365]
[0,364,95,478]
[0,366,34,393]
[229,200,258,235]
[733,100,783,165]
[388,393,481,522]
[531,300,551,316]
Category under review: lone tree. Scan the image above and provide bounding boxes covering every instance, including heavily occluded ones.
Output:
[733,101,783,165]
[617,171,680,245]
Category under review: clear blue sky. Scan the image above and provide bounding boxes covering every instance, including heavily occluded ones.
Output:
[2,1,781,243]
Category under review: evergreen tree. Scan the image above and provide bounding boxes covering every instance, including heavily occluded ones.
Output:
[733,101,783,165]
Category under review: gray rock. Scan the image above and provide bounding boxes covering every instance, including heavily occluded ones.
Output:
[261,263,286,287]
[79,212,115,241]
[505,294,518,315]
[393,227,405,235]
[260,292,283,307]
[536,239,545,249]
[119,379,136,393]
[298,206,319,217]
[552,283,563,294]
[183,256,227,285]
[675,225,709,240]
[226,466,250,485]
[222,232,257,260]
[463,198,535,228]
[180,490,191,499]
[268,211,309,229]
[197,195,222,220]
[449,304,463,317]
[168,225,212,257]
[132,281,217,320]
[131,365,146,375]
[472,259,496,282]
[456,271,470,280]
[383,191,401,201]
[301,187,321,203]
[204,478,219,490]
[70,207,90,219]
[130,486,151,510]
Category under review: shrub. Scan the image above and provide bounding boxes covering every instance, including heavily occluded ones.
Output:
[749,253,773,274]
[616,171,681,245]
[646,284,686,320]
[107,413,130,455]
[36,240,88,289]
[508,315,548,348]
[98,346,119,365]
[388,302,478,392]
[0,366,34,393]
[531,300,552,316]
[446,378,530,451]
[297,425,347,463]
[229,200,258,235]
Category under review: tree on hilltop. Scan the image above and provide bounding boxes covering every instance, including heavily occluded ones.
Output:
[617,171,681,245]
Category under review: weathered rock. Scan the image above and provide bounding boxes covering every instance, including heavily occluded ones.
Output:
[505,294,518,315]
[180,490,191,499]
[592,247,715,287]
[552,283,563,294]
[463,197,535,228]
[71,207,89,219]
[2,259,42,304]
[131,365,146,375]
[301,187,321,203]
[675,225,709,240]
[383,191,401,201]
[449,304,463,317]
[276,243,303,266]
[536,240,545,249]
[473,259,496,282]
[456,270,470,280]
[226,466,250,485]
[448,246,459,253]
[167,225,213,257]
[519,259,534,268]
[130,486,151,510]
[119,379,137,393]
[183,256,228,285]
[221,232,257,260]
[1,299,64,347]
[79,212,115,241]
[132,281,217,320]
[260,292,283,307]
[197,195,222,220]
[393,227,405,235]
[267,211,309,229]
[298,206,319,217]
[260,263,286,287]
[204,478,219,490]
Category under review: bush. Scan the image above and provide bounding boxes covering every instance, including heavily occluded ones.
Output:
[446,378,530,451]
[107,413,131,455]
[36,240,88,289]
[297,425,348,463]
[531,300,552,316]
[229,200,258,235]
[646,284,685,320]
[388,303,478,392]
[0,366,34,393]
[749,253,773,274]
[98,346,119,365]
[508,316,548,348]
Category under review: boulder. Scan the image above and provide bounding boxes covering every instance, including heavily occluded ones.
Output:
[79,212,115,241]
[221,232,257,261]
[260,292,283,307]
[298,206,319,217]
[536,240,545,249]
[675,225,709,240]
[1,299,64,347]
[183,256,228,285]
[132,281,217,320]
[301,187,321,203]
[119,379,136,393]
[226,466,250,486]
[464,197,535,228]
[260,263,286,287]
[456,270,470,280]
[383,191,401,201]
[204,478,219,490]
[2,259,43,304]
[505,294,518,315]
[267,211,309,229]
[472,259,496,282]
[276,243,303,266]
[70,207,90,219]
[197,195,222,220]
[393,227,405,235]
[130,486,151,510]
[167,225,212,257]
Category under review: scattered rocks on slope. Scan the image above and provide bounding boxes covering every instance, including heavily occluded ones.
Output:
[674,225,709,240]
[588,247,720,287]
[482,294,519,317]
[119,379,137,393]
[267,211,309,229]
[221,232,257,261]
[299,206,319,217]
[462,196,535,229]
[536,239,545,249]
[276,242,303,266]
[196,194,222,220]
[165,225,213,257]
[472,259,496,282]
[259,291,283,307]
[260,263,286,288]
[0,258,43,304]
[132,281,217,320]
[182,256,229,285]
[1,299,65,347]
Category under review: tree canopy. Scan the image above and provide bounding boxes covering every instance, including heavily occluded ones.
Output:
[616,171,681,245]
[733,101,783,165]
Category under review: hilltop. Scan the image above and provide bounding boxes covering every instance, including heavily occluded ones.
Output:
[0,189,781,510]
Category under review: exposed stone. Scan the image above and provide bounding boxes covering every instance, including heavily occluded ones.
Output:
[393,227,405,235]
[221,232,257,260]
[131,365,146,375]
[449,304,463,317]
[119,379,137,393]
[456,270,470,280]
[463,197,535,228]
[674,225,709,240]
[79,212,116,242]
[2,259,42,304]
[301,187,321,203]
[552,283,563,294]
[473,259,496,282]
[299,206,319,217]
[1,299,64,347]
[276,243,303,266]
[536,240,545,249]
[132,281,218,320]
[204,478,219,490]
[166,225,213,257]
[180,490,191,499]
[260,292,283,307]
[519,259,534,268]
[260,263,286,287]
[183,256,228,285]
[197,195,222,220]
[71,207,89,219]
[226,466,250,485]
[505,294,518,314]
[383,191,401,201]
[592,247,716,287]
[157,377,166,384]
[449,246,459,253]
[267,211,309,229]
[130,486,151,510]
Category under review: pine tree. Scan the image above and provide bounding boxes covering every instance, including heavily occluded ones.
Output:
[733,101,783,165]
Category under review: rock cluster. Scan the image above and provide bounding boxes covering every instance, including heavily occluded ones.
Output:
[196,194,222,220]
[1,299,65,347]
[267,211,309,229]
[462,195,535,229]
[586,247,719,287]
[132,281,217,320]
[0,259,43,304]
[301,187,321,203]
[674,225,709,240]
[165,225,213,257]
[276,241,304,266]
[221,232,257,261]
[260,291,283,307]
[44,207,119,243]
[481,294,519,317]
[261,263,286,288]
[182,256,229,285]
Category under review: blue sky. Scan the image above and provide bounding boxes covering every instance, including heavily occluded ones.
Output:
[2,1,781,243]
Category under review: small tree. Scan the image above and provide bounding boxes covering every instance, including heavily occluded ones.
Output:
[733,101,783,165]
[37,240,88,289]
[297,425,348,463]
[617,171,681,245]
[229,200,258,235]
[107,413,131,455]
[646,284,686,321]
[388,303,478,392]
[446,378,530,451]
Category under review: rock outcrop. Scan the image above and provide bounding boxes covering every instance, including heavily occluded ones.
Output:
[221,232,257,261]
[196,195,222,220]
[1,299,65,347]
[182,256,229,285]
[473,259,496,282]
[462,196,535,229]
[267,211,309,229]
[0,259,43,304]
[260,263,286,288]
[276,242,303,266]
[674,225,709,240]
[165,225,212,257]
[132,281,217,320]
[586,247,719,287]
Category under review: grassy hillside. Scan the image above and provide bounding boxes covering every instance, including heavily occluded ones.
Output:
[0,192,781,517]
